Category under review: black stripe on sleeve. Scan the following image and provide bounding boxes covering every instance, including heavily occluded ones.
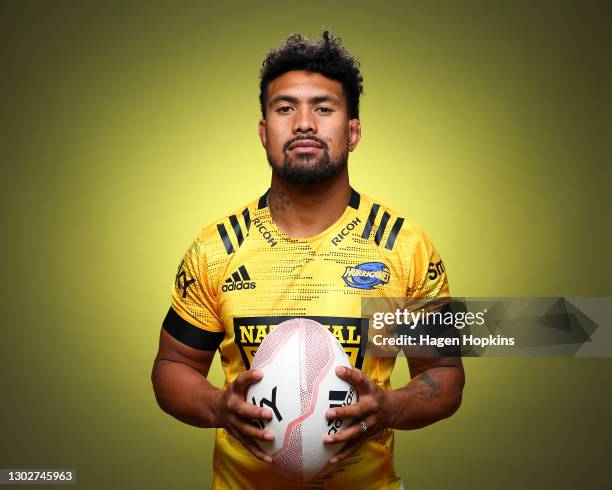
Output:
[361,203,380,239]
[162,307,224,351]
[229,214,244,247]
[348,188,361,209]
[217,223,235,254]
[242,207,251,231]
[385,217,404,250]
[374,211,391,246]
[258,190,269,209]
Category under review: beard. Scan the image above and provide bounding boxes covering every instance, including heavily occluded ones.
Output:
[267,135,348,185]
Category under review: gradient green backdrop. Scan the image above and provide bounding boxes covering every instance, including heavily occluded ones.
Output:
[1,1,610,489]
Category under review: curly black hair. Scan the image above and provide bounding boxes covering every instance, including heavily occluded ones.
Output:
[259,31,363,119]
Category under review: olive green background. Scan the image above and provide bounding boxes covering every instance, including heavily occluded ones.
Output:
[1,1,610,489]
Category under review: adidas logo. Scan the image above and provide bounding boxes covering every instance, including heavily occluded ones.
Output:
[222,265,256,292]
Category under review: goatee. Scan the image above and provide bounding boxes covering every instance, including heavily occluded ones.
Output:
[268,136,348,185]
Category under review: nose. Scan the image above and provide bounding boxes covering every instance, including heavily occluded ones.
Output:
[292,108,317,134]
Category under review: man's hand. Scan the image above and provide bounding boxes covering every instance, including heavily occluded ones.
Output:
[323,366,393,465]
[211,369,275,463]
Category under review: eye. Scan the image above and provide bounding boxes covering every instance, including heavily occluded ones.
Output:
[316,106,333,114]
[277,105,294,114]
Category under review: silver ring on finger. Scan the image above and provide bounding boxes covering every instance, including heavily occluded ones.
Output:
[359,420,368,433]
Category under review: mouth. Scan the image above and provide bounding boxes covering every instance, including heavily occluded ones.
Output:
[288,139,323,151]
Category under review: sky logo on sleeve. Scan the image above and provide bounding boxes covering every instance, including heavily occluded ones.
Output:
[342,262,390,290]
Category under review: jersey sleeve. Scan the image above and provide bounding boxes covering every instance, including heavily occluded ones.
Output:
[406,227,450,310]
[162,235,225,351]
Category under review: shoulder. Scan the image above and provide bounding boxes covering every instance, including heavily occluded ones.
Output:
[180,193,267,285]
[176,193,265,296]
[192,192,266,254]
[357,193,448,294]
[355,192,429,252]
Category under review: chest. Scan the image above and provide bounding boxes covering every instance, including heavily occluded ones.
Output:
[217,239,408,318]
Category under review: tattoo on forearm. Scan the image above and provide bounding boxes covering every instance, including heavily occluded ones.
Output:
[406,372,442,399]
[270,188,290,212]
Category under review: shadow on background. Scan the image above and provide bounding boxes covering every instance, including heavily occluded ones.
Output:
[1,1,610,488]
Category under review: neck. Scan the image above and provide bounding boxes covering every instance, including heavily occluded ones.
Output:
[268,169,351,239]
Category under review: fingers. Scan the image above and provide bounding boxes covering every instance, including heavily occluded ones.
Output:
[323,422,361,445]
[232,416,275,442]
[232,399,273,421]
[328,436,363,464]
[224,399,274,441]
[326,415,376,464]
[231,369,263,395]
[247,444,273,464]
[219,370,276,464]
[225,411,275,463]
[335,366,371,392]
[325,397,374,420]
[234,432,273,464]
[324,415,375,445]
[326,368,380,421]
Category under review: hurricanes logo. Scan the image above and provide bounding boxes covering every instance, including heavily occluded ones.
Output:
[222,265,256,292]
[343,262,390,290]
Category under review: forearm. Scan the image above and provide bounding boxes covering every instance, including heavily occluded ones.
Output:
[151,359,223,428]
[384,366,464,430]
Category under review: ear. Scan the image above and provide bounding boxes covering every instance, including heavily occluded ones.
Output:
[258,119,267,148]
[348,119,361,152]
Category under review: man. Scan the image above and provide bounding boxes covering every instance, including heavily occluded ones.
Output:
[152,31,464,489]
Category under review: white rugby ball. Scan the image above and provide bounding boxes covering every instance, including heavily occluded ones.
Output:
[246,318,356,481]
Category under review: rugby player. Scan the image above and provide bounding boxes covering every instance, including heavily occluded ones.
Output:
[152,31,465,489]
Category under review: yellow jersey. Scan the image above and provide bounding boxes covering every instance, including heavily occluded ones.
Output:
[163,188,449,490]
